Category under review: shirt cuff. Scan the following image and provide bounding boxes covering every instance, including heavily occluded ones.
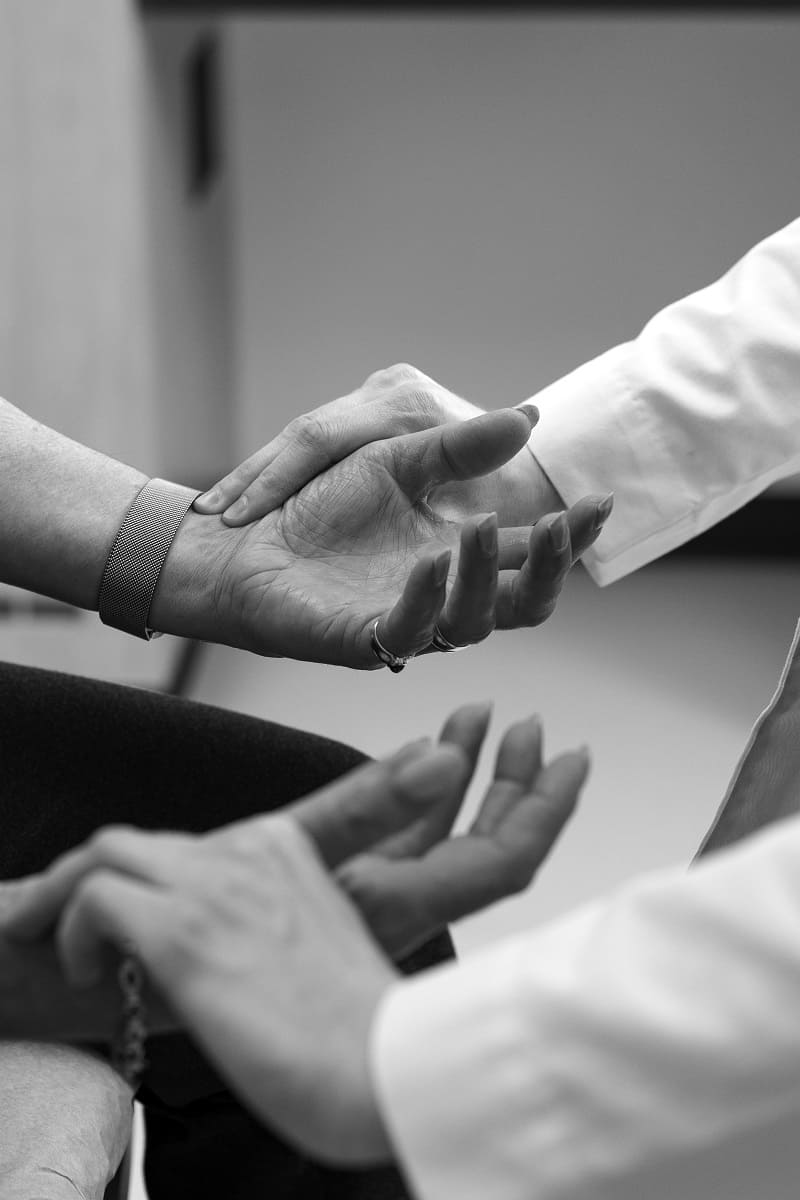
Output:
[370,917,598,1200]
[524,345,698,586]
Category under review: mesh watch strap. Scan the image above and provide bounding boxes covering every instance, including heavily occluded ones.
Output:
[98,478,200,640]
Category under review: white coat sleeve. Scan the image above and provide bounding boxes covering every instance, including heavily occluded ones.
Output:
[527,217,800,584]
[371,814,800,1200]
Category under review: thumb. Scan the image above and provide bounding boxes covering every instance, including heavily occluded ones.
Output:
[390,407,538,499]
[291,744,469,868]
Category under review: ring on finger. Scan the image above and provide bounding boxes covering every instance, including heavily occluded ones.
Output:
[431,625,467,653]
[371,619,413,674]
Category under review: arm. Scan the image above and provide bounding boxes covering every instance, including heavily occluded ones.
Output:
[373,616,800,1199]
[203,217,800,588]
[373,816,800,1200]
[530,216,800,584]
[0,394,235,640]
[2,394,594,665]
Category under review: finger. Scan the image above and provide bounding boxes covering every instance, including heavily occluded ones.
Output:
[494,514,571,630]
[437,700,493,774]
[219,405,449,525]
[292,743,469,868]
[1,827,193,942]
[194,446,278,515]
[362,744,587,950]
[568,492,614,558]
[470,714,543,836]
[368,702,492,858]
[477,747,590,881]
[497,494,614,571]
[57,871,174,987]
[371,548,451,662]
[435,515,498,647]
[390,408,538,500]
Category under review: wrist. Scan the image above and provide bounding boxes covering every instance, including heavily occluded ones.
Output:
[500,440,564,526]
[147,507,247,645]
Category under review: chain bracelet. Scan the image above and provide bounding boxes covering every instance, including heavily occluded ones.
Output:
[111,949,148,1089]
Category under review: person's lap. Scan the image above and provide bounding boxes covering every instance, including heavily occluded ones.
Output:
[0,661,453,1199]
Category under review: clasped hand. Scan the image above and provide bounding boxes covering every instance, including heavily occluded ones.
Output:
[0,706,589,1163]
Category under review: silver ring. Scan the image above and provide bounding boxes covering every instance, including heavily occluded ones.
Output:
[431,625,466,653]
[370,619,413,674]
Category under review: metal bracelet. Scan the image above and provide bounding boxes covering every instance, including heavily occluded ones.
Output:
[98,478,200,640]
[111,950,148,1090]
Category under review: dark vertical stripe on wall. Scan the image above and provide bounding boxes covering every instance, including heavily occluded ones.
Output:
[186,36,221,199]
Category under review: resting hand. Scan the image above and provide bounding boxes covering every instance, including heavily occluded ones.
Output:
[1,708,589,1160]
[195,363,582,529]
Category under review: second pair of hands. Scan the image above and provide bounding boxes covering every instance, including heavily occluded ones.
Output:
[170,365,612,667]
[0,707,589,1161]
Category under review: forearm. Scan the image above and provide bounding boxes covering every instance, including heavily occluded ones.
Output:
[0,396,242,641]
[0,397,147,610]
[528,218,800,585]
[373,816,800,1200]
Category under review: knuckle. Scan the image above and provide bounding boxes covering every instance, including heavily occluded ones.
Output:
[293,411,326,448]
[399,385,439,420]
[165,897,211,965]
[88,825,135,859]
[73,870,112,913]
[365,363,423,391]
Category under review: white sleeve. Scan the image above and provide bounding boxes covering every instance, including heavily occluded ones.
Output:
[527,217,800,585]
[372,815,800,1200]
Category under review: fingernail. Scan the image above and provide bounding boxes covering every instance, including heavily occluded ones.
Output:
[432,550,451,586]
[224,496,248,521]
[393,753,449,799]
[196,488,220,508]
[547,512,569,554]
[518,404,540,428]
[595,493,614,529]
[389,737,431,766]
[477,514,498,556]
[576,744,591,767]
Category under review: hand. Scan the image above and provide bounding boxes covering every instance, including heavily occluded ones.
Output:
[195,363,566,529]
[1,708,590,1161]
[0,903,175,1041]
[159,404,613,668]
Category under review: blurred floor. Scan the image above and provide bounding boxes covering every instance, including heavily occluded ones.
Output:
[185,559,800,949]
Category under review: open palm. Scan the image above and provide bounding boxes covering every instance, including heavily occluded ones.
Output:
[218,408,600,669]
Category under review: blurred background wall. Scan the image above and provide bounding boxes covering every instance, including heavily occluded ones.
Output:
[226,15,800,458]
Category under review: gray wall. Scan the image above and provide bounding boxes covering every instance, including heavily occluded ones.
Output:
[225,15,800,474]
